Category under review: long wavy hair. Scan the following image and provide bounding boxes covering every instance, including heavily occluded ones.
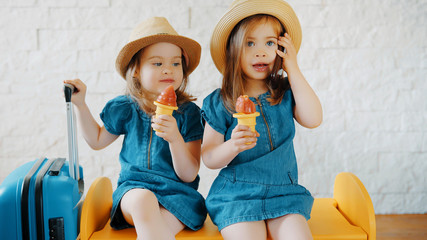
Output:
[221,14,290,113]
[125,48,196,115]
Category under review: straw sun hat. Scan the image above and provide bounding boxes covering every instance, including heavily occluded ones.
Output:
[210,0,302,73]
[116,17,201,79]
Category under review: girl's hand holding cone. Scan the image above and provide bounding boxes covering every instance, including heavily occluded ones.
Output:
[233,95,260,144]
[229,124,259,153]
[153,85,178,131]
[151,114,181,143]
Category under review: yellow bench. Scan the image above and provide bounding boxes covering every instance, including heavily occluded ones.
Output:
[80,172,376,240]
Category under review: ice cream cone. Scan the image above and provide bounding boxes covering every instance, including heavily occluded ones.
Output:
[233,112,260,144]
[153,101,178,132]
[233,112,260,132]
[154,101,178,117]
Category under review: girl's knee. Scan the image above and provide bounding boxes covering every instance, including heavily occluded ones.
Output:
[267,214,312,240]
[221,221,267,240]
[123,189,158,205]
[121,189,160,222]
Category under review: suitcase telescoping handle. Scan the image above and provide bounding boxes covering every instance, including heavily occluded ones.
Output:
[64,83,80,181]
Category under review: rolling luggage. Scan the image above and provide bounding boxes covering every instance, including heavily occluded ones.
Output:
[0,84,84,240]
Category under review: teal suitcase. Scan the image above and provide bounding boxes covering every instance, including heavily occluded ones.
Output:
[0,84,84,240]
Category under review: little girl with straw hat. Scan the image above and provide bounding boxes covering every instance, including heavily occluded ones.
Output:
[65,16,207,239]
[202,0,322,239]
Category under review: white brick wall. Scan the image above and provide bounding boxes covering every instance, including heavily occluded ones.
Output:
[0,0,426,214]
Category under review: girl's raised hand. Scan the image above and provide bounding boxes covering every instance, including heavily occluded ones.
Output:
[152,115,181,143]
[63,79,87,107]
[276,33,299,73]
[229,125,259,153]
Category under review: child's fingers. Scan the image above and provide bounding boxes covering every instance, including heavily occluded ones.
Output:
[277,39,286,48]
[154,129,165,137]
[155,114,174,122]
[278,39,291,51]
[151,122,165,132]
[242,131,257,139]
[152,115,179,135]
[278,33,292,44]
[235,132,257,142]
[234,124,249,131]
[245,141,257,149]
[233,124,254,134]
[236,138,257,151]
[231,125,258,152]
[244,136,258,144]
[277,39,289,57]
[276,49,286,58]
[63,79,78,86]
[278,34,295,50]
[278,38,290,46]
[233,128,256,139]
[281,33,293,42]
[151,117,163,126]
[282,38,297,53]
[152,115,176,129]
[63,79,83,93]
[154,130,169,139]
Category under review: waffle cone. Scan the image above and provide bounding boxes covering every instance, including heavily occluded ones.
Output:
[153,101,178,132]
[154,101,178,118]
[233,112,260,144]
[233,112,260,131]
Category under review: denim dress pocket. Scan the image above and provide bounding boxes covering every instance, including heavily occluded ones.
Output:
[287,171,295,185]
[209,175,228,195]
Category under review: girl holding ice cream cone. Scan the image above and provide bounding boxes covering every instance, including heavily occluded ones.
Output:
[201,0,322,239]
[64,17,206,239]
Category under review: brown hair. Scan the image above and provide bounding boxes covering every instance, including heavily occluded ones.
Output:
[125,49,196,115]
[221,14,290,113]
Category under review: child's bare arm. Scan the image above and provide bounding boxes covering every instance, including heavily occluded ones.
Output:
[64,79,119,150]
[152,114,201,182]
[201,123,258,169]
[74,102,119,150]
[170,139,201,183]
[289,73,323,128]
[277,34,323,128]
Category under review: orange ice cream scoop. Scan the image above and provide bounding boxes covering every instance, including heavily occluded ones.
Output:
[156,85,177,107]
[153,86,178,131]
[233,95,260,138]
[236,95,256,114]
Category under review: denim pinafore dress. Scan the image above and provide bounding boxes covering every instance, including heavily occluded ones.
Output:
[100,95,207,230]
[201,89,313,231]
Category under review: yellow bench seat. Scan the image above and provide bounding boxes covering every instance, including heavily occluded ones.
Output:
[81,173,376,240]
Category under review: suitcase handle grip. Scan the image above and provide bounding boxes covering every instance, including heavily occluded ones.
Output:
[64,83,79,181]
[64,83,75,103]
[49,158,66,176]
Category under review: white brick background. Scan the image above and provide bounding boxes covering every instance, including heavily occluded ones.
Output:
[0,0,426,214]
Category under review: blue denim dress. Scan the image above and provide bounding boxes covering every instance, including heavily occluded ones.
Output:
[100,95,207,230]
[201,88,313,231]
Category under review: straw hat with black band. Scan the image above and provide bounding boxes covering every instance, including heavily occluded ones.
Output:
[116,17,201,80]
[210,0,302,74]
